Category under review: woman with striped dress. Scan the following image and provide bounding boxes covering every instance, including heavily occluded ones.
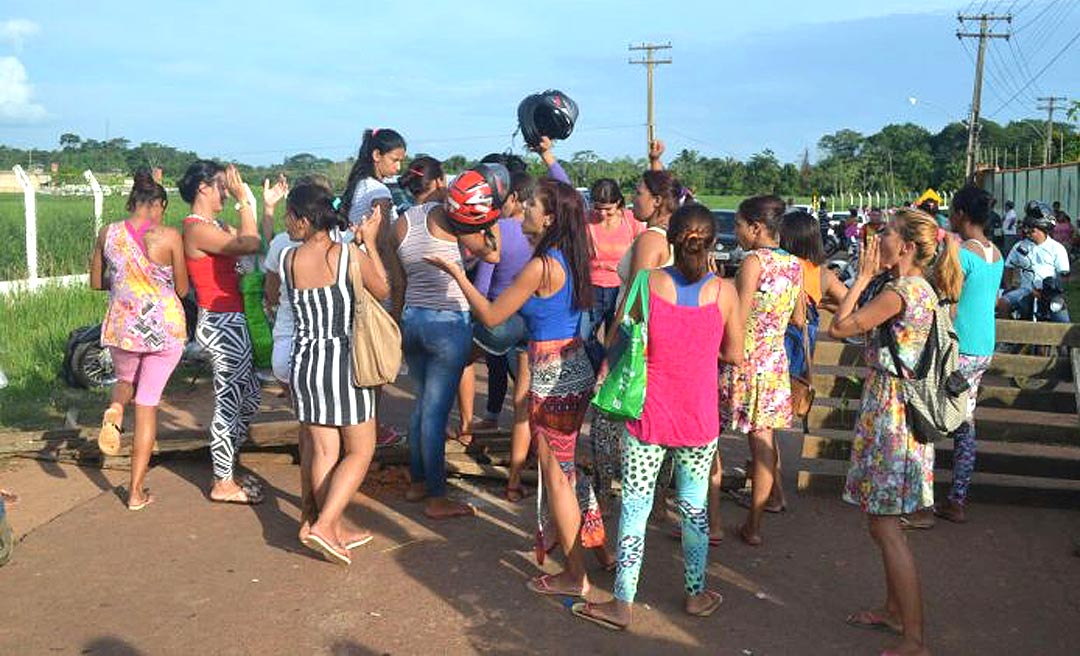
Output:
[281,182,390,565]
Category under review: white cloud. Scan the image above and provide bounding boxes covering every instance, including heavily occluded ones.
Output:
[0,56,47,124]
[0,19,39,51]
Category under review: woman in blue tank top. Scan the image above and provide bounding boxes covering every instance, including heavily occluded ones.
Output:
[428,178,612,603]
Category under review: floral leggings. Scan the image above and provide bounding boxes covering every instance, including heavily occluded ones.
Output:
[614,433,716,603]
[948,354,992,505]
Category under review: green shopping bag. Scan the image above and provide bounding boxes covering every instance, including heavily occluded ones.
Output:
[591,269,650,420]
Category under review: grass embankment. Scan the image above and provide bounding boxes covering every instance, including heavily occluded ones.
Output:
[0,285,108,429]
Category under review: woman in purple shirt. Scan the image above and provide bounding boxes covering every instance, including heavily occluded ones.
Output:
[472,172,537,500]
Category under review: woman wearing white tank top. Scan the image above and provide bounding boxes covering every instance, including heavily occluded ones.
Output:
[386,159,501,520]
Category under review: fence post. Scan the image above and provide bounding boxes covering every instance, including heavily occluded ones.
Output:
[83,169,103,234]
[12,165,37,285]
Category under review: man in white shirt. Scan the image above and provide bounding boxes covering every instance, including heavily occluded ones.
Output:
[1001,207,1070,321]
[1002,200,1018,253]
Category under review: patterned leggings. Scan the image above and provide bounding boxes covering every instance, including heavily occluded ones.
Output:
[949,354,992,504]
[196,310,261,481]
[614,433,717,603]
[590,411,674,505]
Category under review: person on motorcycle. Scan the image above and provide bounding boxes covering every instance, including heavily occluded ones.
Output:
[999,201,1071,322]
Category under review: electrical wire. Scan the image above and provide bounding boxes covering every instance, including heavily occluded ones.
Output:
[987,28,1080,116]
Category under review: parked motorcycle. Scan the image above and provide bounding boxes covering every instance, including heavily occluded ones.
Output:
[63,295,209,389]
[1001,274,1067,390]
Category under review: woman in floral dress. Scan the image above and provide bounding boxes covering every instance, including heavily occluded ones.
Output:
[828,208,962,656]
[720,195,802,546]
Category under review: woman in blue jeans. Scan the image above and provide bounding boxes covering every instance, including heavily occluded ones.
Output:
[390,162,501,519]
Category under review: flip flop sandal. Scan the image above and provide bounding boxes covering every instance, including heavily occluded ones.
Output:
[728,489,786,513]
[845,610,902,635]
[344,534,374,550]
[127,490,155,512]
[899,514,935,530]
[423,503,476,520]
[688,590,724,618]
[210,487,262,505]
[526,573,584,597]
[98,409,123,456]
[302,531,351,566]
[571,602,627,631]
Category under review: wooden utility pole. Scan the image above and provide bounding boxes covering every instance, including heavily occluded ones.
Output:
[629,43,672,156]
[1037,96,1067,165]
[957,13,1010,181]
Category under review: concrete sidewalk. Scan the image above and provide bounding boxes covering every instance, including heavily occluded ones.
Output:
[0,457,1077,655]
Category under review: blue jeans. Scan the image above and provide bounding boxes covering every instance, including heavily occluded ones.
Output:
[583,285,621,372]
[402,307,473,497]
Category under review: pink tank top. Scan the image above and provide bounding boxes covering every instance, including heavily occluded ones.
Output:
[627,276,725,448]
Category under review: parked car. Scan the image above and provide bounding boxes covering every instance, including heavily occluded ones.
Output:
[711,209,745,276]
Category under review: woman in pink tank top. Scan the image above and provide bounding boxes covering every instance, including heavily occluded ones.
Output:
[573,203,744,631]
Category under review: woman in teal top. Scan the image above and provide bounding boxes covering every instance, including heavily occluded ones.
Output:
[941,185,1004,524]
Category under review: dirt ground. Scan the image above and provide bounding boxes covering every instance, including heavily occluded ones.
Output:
[3,367,1080,655]
[1,451,1078,655]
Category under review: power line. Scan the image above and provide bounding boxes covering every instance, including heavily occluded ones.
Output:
[987,29,1080,116]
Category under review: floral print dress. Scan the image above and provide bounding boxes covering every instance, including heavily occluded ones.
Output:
[721,248,802,433]
[843,276,937,515]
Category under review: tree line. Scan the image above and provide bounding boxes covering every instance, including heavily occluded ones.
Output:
[1,118,1076,197]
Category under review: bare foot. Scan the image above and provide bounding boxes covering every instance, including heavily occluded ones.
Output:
[685,589,723,617]
[592,545,616,571]
[210,478,262,505]
[298,519,312,544]
[405,482,427,502]
[424,497,475,519]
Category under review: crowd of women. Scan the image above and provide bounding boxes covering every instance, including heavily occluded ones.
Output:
[88,126,1004,656]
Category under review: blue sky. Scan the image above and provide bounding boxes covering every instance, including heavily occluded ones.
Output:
[1,0,1077,165]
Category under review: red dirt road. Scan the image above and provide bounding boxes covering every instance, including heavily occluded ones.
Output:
[0,455,1078,655]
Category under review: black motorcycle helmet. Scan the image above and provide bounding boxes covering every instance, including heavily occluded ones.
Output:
[1022,200,1056,234]
[517,90,579,147]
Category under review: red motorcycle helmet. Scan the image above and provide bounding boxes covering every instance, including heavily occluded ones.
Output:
[445,163,511,232]
[517,90,579,148]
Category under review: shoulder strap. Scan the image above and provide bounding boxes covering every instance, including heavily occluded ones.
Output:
[622,269,651,323]
[801,292,813,379]
[336,241,349,286]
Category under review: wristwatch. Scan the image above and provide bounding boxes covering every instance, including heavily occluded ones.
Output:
[235,200,249,211]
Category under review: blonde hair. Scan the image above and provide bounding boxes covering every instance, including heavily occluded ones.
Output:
[893,208,962,303]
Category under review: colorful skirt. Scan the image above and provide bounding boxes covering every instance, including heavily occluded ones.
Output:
[528,337,605,558]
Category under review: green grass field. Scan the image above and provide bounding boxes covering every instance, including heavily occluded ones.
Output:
[0,193,285,281]
[0,284,109,429]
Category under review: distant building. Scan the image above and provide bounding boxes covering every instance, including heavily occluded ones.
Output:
[0,170,51,193]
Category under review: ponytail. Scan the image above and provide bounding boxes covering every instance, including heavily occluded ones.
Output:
[933,231,963,304]
[668,203,716,282]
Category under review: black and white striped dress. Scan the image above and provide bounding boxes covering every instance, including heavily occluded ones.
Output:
[282,243,375,426]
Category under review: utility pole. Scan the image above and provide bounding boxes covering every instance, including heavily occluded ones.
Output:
[629,42,672,156]
[957,13,1011,181]
[1037,96,1067,165]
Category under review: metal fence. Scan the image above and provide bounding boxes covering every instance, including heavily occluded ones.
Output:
[981,162,1080,219]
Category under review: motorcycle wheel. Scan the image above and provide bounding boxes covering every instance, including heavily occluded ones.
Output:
[1011,343,1059,391]
[71,342,117,388]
